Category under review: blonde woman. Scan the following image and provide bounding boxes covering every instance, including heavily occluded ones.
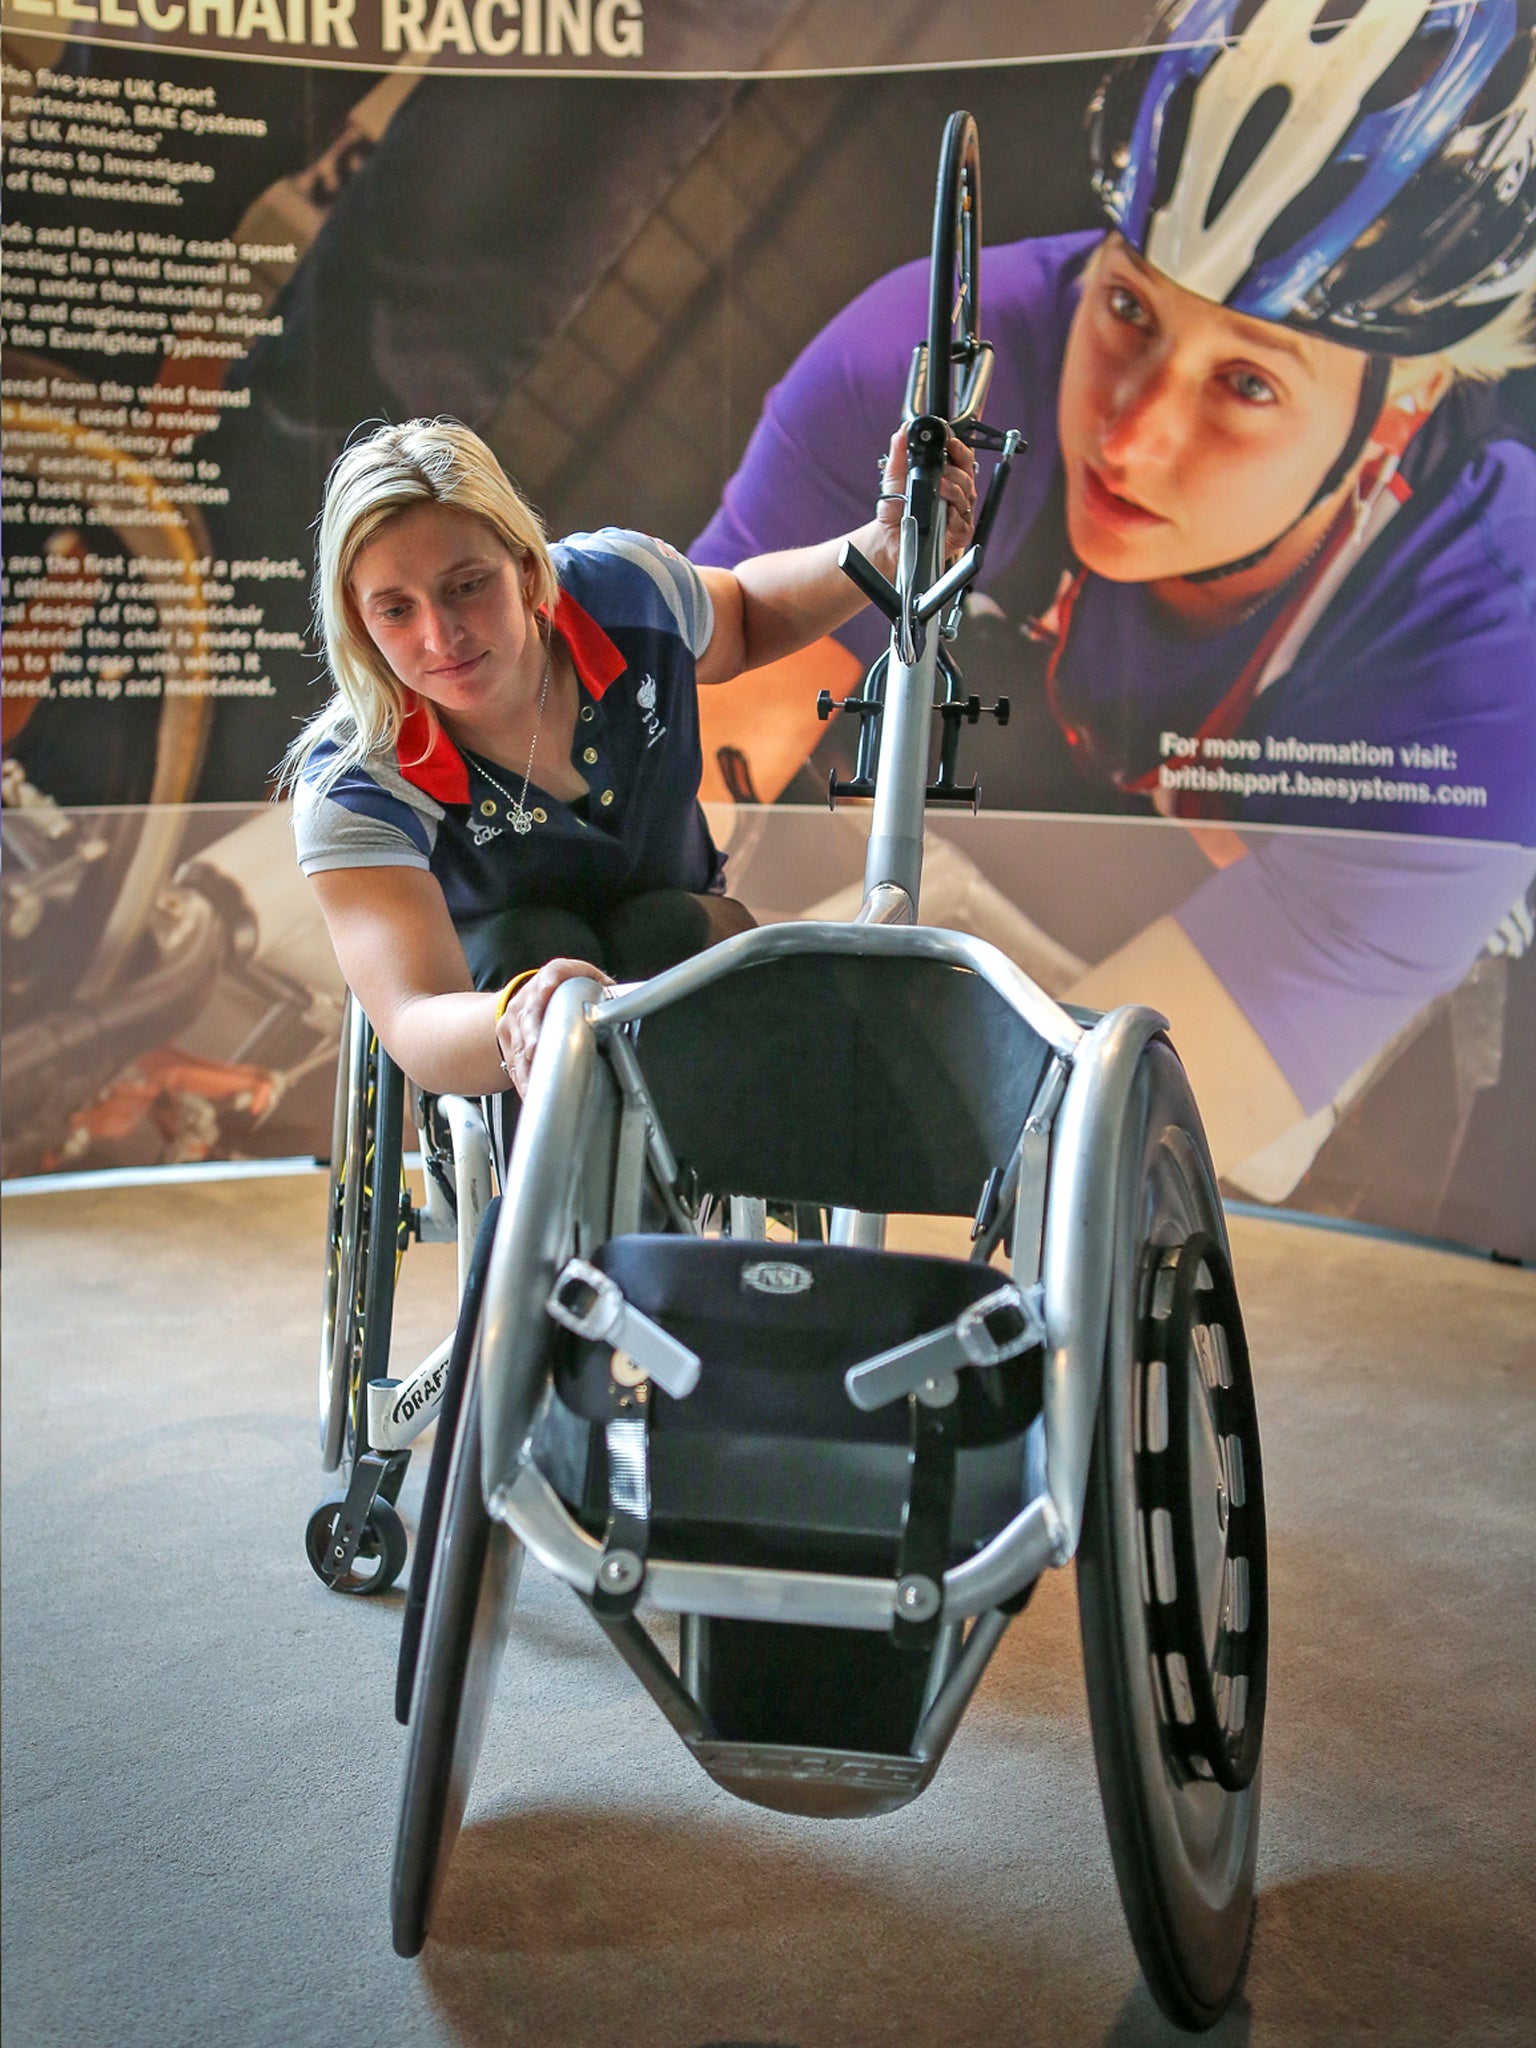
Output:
[287,417,974,1116]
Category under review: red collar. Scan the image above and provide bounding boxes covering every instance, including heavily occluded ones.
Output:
[394,589,627,803]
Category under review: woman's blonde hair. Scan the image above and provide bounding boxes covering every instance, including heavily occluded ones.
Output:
[281,417,558,790]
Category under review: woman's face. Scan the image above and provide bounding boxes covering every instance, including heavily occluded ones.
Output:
[350,501,537,719]
[1058,235,1369,583]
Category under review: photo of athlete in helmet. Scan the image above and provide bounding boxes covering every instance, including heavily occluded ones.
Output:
[695,0,1536,838]
[690,0,1536,1203]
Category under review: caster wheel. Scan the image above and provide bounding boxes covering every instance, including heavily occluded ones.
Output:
[306,1493,408,1596]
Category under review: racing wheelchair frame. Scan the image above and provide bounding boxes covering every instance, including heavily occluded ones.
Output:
[387,114,1270,2029]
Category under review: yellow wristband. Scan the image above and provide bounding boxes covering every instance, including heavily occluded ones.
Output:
[493,968,539,1022]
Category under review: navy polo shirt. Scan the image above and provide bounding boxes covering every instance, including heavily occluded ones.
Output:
[293,529,726,920]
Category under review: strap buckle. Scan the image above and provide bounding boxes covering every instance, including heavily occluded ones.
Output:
[547,1258,702,1400]
[955,1284,1045,1367]
[844,1281,1045,1411]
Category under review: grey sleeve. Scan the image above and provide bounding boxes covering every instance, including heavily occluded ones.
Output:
[290,764,439,876]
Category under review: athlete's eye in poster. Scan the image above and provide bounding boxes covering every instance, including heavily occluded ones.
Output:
[2,0,1533,1258]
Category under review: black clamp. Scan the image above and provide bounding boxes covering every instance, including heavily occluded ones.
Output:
[819,687,885,804]
[816,689,883,725]
[927,681,1010,809]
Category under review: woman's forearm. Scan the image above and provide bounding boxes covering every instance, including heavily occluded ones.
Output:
[310,865,515,1097]
[696,428,976,687]
[374,987,510,1098]
[730,518,897,672]
[1067,917,1305,1172]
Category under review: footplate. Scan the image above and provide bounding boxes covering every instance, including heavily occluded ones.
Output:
[686,1738,933,1818]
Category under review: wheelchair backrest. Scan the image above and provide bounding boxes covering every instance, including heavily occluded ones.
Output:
[606,926,1072,1218]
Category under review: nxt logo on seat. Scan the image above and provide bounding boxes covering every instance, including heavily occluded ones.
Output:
[741,1260,813,1297]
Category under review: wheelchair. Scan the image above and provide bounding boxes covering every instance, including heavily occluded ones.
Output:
[387,114,1270,2029]
[307,992,494,1595]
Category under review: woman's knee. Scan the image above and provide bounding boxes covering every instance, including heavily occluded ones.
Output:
[598,890,755,980]
[457,905,605,991]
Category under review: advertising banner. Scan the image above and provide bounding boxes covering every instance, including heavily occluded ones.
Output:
[4,0,1533,1257]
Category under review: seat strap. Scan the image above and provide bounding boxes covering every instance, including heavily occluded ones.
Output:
[593,1367,651,1617]
[892,1394,957,1652]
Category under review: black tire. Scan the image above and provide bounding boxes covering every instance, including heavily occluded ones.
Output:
[926,110,982,423]
[1076,1039,1268,2030]
[317,996,355,1460]
[395,1195,503,1727]
[320,997,408,1475]
[391,1359,523,1958]
[305,1493,409,1596]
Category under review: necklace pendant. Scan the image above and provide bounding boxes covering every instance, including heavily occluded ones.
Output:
[509,805,535,836]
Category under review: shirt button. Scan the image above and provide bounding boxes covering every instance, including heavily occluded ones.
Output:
[479,799,497,817]
[579,705,595,723]
[600,789,615,808]
[532,806,548,824]
[582,746,598,765]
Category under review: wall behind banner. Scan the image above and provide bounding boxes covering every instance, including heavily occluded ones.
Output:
[3,8,1534,1260]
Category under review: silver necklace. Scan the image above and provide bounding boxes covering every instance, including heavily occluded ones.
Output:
[471,633,553,840]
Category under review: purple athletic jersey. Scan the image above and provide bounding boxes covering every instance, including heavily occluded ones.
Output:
[693,231,1536,1113]
[694,229,1536,847]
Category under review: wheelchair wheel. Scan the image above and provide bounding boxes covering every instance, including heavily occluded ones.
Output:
[319,996,408,1474]
[391,1356,524,1957]
[926,109,982,422]
[305,1492,409,1595]
[1076,1039,1269,2030]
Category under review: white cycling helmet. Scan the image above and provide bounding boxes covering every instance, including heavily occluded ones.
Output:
[1090,0,1536,356]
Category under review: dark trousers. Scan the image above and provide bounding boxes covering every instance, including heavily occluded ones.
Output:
[458,888,756,1169]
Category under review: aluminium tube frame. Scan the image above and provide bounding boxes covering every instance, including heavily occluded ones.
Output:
[859,418,951,912]
[855,340,993,918]
[364,1095,495,1456]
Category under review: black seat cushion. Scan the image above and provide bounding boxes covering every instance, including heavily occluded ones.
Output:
[552,1235,1041,1448]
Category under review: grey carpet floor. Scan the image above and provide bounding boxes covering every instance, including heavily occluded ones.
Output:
[2,1175,1533,2048]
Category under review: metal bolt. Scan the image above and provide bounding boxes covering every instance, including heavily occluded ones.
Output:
[609,1350,647,1389]
[598,1549,643,1593]
[895,1574,940,1622]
